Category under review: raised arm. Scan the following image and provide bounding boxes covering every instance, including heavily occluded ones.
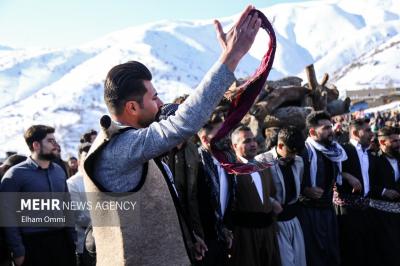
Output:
[215,5,261,72]
[125,6,262,162]
[96,7,264,192]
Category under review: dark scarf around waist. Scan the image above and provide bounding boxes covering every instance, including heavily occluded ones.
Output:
[231,211,274,228]
[277,202,299,222]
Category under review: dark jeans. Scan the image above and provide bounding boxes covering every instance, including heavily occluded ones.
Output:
[21,229,76,266]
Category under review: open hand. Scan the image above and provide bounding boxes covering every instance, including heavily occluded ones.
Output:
[348,176,362,193]
[343,172,362,193]
[214,5,262,71]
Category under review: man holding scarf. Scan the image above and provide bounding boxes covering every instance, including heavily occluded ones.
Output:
[83,6,263,266]
[298,111,347,266]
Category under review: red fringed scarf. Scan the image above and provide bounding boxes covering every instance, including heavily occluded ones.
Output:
[210,9,277,175]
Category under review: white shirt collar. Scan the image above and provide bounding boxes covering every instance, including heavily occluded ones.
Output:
[350,138,361,148]
[238,156,249,163]
[350,138,369,152]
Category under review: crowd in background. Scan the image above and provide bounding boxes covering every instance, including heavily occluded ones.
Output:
[0,102,399,266]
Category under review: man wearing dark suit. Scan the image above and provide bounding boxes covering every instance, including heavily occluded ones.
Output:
[334,118,375,266]
[197,117,234,266]
[369,126,400,266]
[229,126,281,266]
[298,111,347,266]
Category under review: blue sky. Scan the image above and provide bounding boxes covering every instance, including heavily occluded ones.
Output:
[0,0,311,49]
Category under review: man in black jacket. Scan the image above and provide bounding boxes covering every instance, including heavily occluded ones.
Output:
[369,126,400,266]
[197,117,234,266]
[230,126,281,266]
[335,118,374,266]
[298,111,347,266]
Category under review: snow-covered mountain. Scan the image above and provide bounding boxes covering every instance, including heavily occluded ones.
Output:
[1,0,399,157]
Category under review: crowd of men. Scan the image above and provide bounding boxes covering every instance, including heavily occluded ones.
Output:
[1,107,399,266]
[162,109,400,266]
[0,5,400,266]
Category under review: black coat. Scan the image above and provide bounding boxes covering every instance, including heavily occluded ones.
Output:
[369,150,400,201]
[197,148,234,242]
[340,143,375,197]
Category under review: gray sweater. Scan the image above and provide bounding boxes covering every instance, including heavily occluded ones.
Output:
[94,62,236,192]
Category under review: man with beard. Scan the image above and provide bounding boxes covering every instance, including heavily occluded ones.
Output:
[368,126,400,266]
[334,118,375,266]
[229,126,282,266]
[298,111,347,266]
[82,6,262,266]
[0,125,76,266]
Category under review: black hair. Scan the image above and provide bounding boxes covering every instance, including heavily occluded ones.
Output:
[263,127,280,151]
[378,126,396,138]
[104,61,152,115]
[349,118,370,131]
[77,142,92,160]
[277,126,305,152]
[2,154,27,167]
[199,116,223,136]
[24,125,55,151]
[306,111,331,131]
[80,129,98,143]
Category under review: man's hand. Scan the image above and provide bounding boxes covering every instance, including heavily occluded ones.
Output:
[271,200,283,214]
[193,232,208,261]
[222,228,234,249]
[348,176,362,193]
[303,187,324,199]
[14,256,24,266]
[215,5,262,72]
[383,189,400,200]
[343,172,362,193]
